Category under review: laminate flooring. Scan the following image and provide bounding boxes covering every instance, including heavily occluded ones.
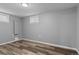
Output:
[0,40,78,55]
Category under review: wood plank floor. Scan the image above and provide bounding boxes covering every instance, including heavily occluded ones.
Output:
[0,40,78,55]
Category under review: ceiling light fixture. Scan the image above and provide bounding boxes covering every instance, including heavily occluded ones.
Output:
[22,3,28,7]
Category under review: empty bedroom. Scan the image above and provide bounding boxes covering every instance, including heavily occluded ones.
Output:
[0,3,79,55]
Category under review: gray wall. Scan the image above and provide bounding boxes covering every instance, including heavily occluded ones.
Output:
[22,7,77,48]
[9,16,22,39]
[0,14,22,44]
[0,13,11,43]
[76,5,79,50]
[0,7,77,48]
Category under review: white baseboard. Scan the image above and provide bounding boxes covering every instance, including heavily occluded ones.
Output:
[0,38,22,45]
[0,38,79,54]
[22,38,79,54]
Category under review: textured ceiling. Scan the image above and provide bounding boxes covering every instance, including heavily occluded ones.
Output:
[0,3,78,17]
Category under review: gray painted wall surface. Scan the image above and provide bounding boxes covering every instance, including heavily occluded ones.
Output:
[22,7,77,48]
[0,14,22,43]
[9,16,22,39]
[0,14,12,43]
[76,5,79,50]
[0,7,78,49]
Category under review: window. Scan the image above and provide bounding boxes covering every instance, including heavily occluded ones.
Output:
[30,15,39,24]
[0,13,9,23]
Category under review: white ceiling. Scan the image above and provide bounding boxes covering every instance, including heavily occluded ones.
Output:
[0,3,78,17]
